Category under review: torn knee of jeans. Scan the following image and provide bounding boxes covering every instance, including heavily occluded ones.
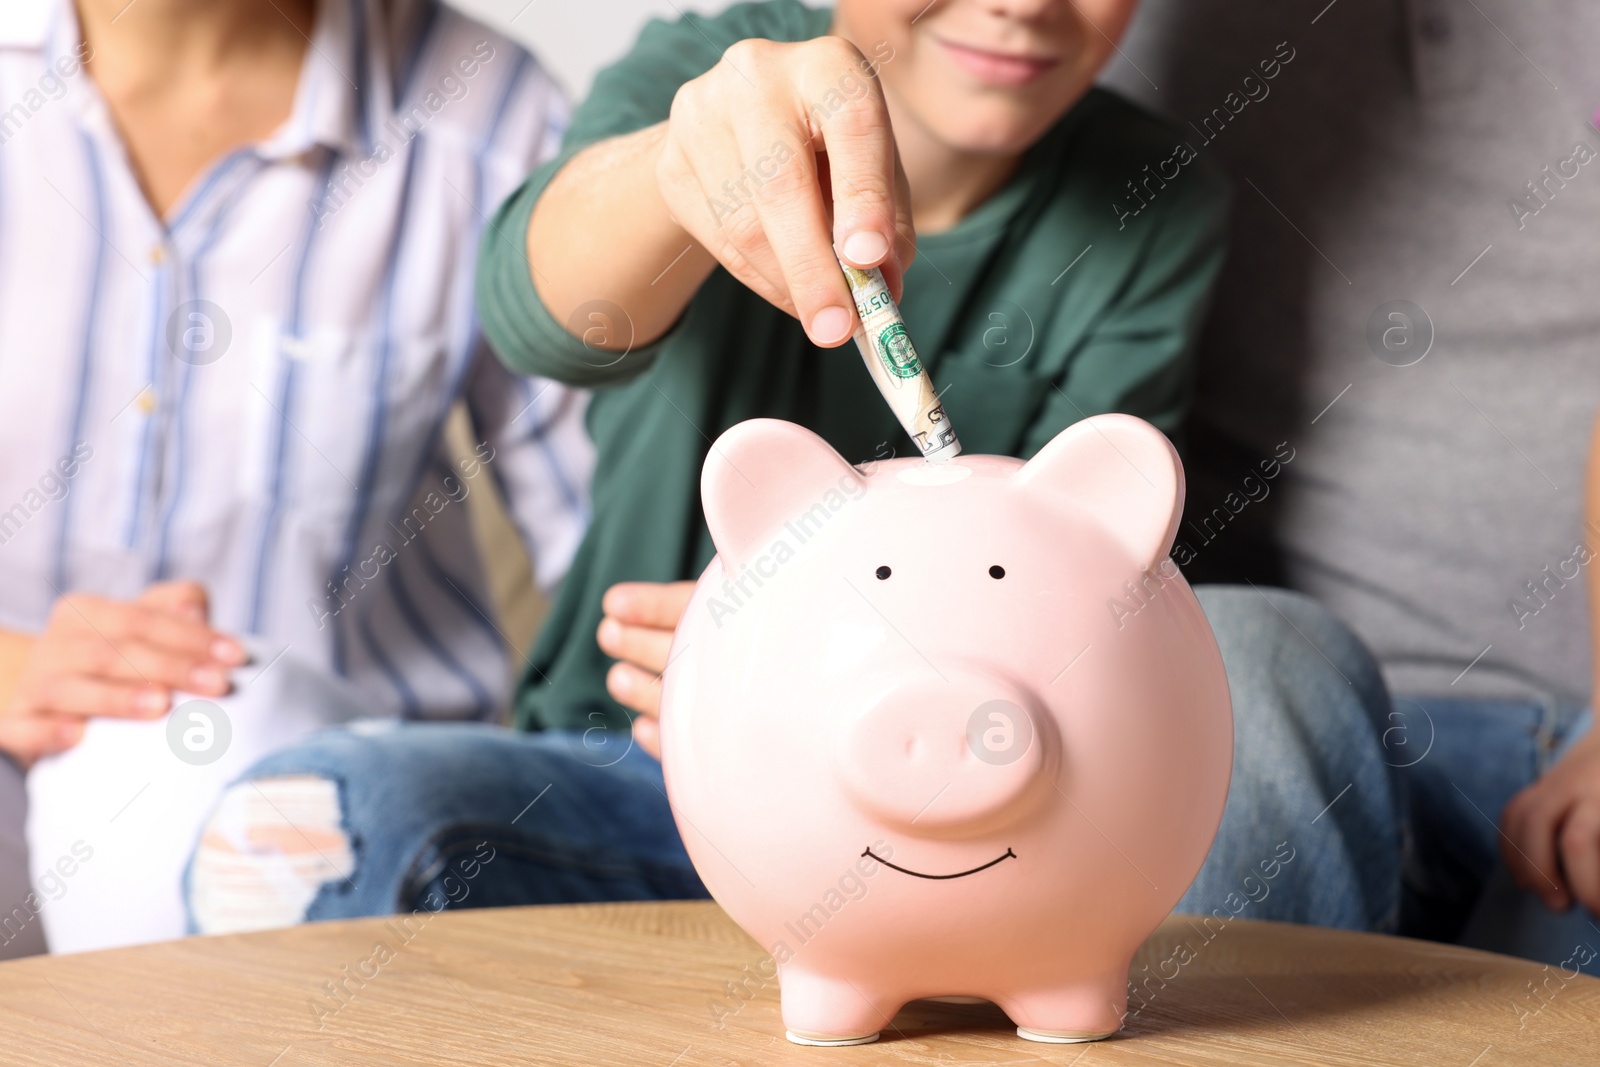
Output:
[190,774,356,935]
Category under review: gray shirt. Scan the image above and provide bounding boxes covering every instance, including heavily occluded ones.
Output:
[1103,0,1600,705]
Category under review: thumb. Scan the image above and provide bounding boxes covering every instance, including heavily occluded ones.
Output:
[0,713,84,770]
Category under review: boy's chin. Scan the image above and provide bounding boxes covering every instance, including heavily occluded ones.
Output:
[920,107,1066,158]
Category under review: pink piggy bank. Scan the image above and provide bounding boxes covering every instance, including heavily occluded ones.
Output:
[659,415,1232,1046]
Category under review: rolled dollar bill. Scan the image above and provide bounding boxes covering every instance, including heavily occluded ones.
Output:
[839,259,961,463]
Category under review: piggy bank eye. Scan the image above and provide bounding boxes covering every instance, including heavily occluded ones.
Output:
[989,565,1006,579]
[875,565,892,580]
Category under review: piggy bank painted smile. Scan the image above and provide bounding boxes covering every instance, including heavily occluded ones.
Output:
[660,416,1233,1046]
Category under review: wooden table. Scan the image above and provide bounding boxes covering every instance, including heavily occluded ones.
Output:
[3,901,1597,1065]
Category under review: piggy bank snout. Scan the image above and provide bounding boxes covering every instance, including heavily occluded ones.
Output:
[834,673,1048,834]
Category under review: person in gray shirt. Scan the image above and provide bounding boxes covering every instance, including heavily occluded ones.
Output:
[1104,0,1600,971]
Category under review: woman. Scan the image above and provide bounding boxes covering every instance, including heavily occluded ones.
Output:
[0,0,591,953]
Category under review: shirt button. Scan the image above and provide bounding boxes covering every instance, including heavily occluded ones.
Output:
[136,387,156,414]
[151,245,167,265]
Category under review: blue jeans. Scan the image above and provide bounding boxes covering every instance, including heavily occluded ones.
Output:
[184,725,710,924]
[1392,695,1598,973]
[186,586,1401,936]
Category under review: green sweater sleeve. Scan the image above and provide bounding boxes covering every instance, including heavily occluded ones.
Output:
[476,2,831,387]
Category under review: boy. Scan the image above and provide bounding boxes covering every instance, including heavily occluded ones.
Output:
[492,0,1227,745]
[190,0,1396,944]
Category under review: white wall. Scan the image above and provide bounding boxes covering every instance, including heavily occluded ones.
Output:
[448,0,740,98]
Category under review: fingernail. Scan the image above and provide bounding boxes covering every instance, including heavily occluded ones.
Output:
[842,230,889,266]
[190,666,226,692]
[610,667,633,694]
[810,306,853,345]
[597,619,621,651]
[57,722,84,746]
[137,690,168,715]
[211,638,247,665]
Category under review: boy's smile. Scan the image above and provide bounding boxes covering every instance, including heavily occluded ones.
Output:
[836,0,1141,157]
[933,36,1061,87]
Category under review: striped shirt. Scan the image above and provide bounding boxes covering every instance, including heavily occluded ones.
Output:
[0,0,593,724]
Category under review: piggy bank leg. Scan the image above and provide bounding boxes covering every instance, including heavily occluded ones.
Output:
[780,969,895,1046]
[1001,973,1126,1044]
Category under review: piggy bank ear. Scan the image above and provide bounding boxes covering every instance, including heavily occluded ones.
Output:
[1014,414,1184,570]
[701,419,864,570]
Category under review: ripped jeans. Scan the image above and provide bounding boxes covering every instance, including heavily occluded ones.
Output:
[185,587,1402,935]
[185,725,707,933]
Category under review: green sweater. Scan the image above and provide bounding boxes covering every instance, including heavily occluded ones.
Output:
[477,1,1231,733]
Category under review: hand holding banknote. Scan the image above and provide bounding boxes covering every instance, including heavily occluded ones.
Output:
[530,36,917,352]
[654,37,918,345]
